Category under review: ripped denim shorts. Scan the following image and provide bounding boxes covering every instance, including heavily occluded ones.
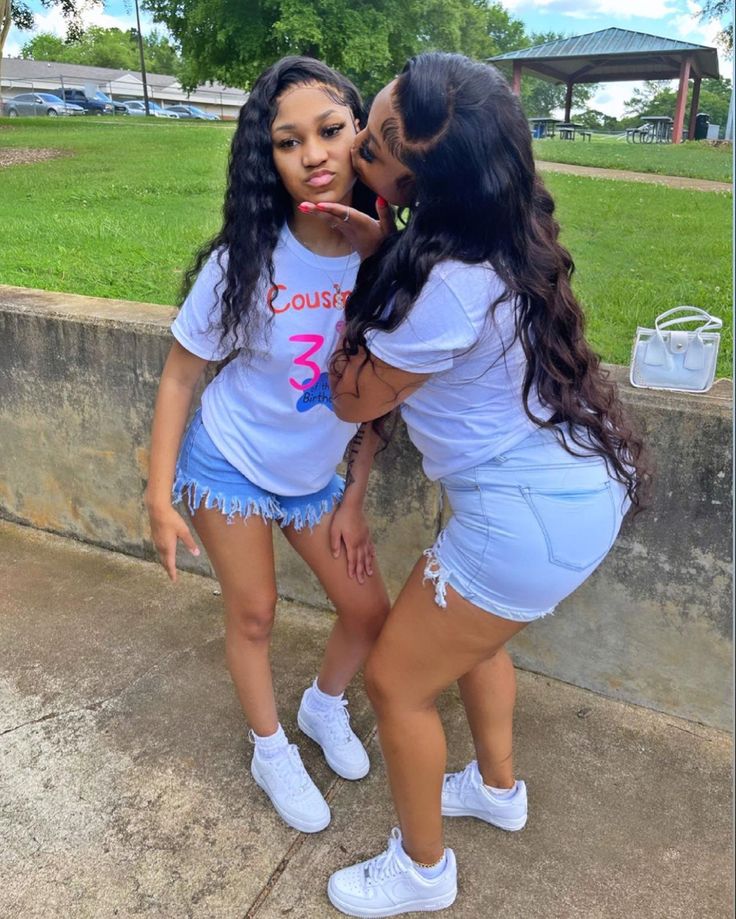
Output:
[423,426,630,622]
[172,409,344,531]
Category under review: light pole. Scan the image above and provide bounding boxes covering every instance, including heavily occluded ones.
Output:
[133,0,150,116]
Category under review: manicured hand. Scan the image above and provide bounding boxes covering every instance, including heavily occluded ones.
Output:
[147,503,200,582]
[329,504,375,584]
[297,197,396,260]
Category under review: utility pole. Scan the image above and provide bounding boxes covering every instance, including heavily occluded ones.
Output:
[133,0,150,116]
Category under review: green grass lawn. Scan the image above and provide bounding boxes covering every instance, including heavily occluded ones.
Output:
[0,117,233,304]
[544,172,732,374]
[534,135,733,183]
[1,118,732,374]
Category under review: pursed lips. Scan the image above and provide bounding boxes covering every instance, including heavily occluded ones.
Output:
[305,170,335,188]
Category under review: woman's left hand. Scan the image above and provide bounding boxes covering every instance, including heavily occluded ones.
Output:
[329,503,376,584]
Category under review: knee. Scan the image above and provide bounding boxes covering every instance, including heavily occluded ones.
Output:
[227,594,277,643]
[343,595,391,642]
[363,652,393,714]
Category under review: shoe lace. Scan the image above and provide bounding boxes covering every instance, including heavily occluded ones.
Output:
[270,744,310,793]
[364,829,404,887]
[322,699,353,744]
[443,761,477,796]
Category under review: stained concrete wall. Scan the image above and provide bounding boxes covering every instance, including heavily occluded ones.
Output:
[0,286,732,728]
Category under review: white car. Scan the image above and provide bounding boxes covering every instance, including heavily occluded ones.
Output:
[120,100,179,118]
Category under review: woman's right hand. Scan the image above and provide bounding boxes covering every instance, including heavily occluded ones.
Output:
[146,500,200,582]
[297,197,395,260]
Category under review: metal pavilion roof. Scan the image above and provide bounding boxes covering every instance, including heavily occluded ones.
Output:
[488,27,720,84]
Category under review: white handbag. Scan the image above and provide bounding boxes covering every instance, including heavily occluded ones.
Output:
[629,306,722,393]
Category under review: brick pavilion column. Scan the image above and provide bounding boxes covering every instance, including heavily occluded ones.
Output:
[512,61,522,95]
[673,56,693,144]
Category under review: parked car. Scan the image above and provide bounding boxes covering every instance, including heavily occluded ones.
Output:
[164,104,219,120]
[52,88,113,115]
[119,100,179,118]
[3,93,85,117]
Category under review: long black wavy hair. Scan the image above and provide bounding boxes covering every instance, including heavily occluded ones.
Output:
[341,52,648,508]
[181,56,375,357]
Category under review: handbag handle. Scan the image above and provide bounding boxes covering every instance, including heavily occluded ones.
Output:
[655,306,722,334]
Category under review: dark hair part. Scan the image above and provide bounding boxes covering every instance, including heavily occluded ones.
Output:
[181,55,375,357]
[342,52,648,508]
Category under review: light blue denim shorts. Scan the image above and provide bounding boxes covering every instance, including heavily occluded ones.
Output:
[172,410,344,530]
[424,426,630,622]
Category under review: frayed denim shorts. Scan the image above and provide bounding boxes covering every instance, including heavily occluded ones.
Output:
[423,426,630,622]
[172,410,344,531]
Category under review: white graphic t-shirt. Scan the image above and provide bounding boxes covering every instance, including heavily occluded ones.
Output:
[171,225,360,495]
[367,261,552,481]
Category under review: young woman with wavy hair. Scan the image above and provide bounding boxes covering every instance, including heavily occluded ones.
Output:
[302,52,647,916]
[145,56,393,835]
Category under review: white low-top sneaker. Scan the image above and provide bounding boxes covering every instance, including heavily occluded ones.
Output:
[441,760,527,831]
[250,742,330,833]
[297,688,370,780]
[328,828,457,918]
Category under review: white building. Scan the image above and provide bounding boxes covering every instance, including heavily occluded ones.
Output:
[0,58,248,118]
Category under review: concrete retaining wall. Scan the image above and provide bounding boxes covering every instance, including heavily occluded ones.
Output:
[0,286,732,728]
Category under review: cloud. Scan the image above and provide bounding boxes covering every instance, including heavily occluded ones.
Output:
[503,0,678,18]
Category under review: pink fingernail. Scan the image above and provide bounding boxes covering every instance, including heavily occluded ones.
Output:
[376,196,387,208]
[297,203,311,212]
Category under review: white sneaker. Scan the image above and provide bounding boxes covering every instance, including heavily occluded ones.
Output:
[250,741,331,833]
[328,827,457,918]
[297,688,370,780]
[441,760,527,831]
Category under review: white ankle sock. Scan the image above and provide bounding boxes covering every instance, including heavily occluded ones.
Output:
[486,782,517,798]
[253,724,288,759]
[409,850,448,880]
[308,679,343,710]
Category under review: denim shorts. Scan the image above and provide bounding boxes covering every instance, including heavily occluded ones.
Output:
[172,410,345,530]
[424,426,630,622]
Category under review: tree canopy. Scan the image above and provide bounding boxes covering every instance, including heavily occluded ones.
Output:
[142,0,528,94]
[20,26,182,75]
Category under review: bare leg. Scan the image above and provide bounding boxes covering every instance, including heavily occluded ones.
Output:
[189,506,279,736]
[283,510,390,695]
[364,560,527,864]
[457,647,517,788]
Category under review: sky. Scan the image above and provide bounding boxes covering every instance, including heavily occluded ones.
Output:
[3,0,733,118]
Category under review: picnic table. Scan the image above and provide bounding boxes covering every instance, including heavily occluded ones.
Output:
[529,117,559,139]
[557,123,592,142]
[626,116,673,144]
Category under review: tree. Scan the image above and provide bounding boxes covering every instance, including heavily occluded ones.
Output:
[20,25,182,75]
[570,108,620,132]
[2,1,98,93]
[696,0,733,54]
[142,0,527,94]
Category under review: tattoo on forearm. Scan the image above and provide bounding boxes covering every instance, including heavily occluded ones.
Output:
[344,426,366,490]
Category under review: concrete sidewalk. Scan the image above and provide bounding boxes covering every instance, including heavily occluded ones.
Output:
[1,521,732,919]
[536,160,732,193]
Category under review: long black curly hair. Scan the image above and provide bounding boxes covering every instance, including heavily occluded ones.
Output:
[181,56,375,358]
[342,52,648,508]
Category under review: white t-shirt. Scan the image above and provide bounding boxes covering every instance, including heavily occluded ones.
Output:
[367,261,551,481]
[171,225,360,495]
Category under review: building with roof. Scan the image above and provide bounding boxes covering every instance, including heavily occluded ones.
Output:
[0,58,248,119]
[489,28,723,143]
